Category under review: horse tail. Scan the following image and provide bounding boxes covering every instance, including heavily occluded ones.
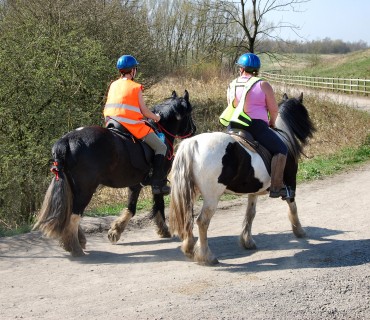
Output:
[169,138,198,240]
[33,138,73,238]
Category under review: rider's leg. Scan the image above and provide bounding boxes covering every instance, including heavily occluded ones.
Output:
[239,120,293,200]
[269,153,291,199]
[142,132,170,195]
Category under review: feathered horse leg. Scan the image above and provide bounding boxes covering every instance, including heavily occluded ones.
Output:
[108,209,133,244]
[286,199,306,238]
[193,202,218,266]
[152,194,171,238]
[60,214,85,257]
[108,184,141,244]
[240,194,258,249]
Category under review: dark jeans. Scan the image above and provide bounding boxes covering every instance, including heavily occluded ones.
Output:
[229,119,287,156]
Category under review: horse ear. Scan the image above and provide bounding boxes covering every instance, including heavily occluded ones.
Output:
[298,92,303,103]
[184,90,189,102]
[283,93,289,101]
[172,91,177,99]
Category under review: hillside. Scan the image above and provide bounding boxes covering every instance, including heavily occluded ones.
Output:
[261,49,370,78]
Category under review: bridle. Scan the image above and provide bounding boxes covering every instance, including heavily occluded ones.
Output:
[155,115,195,160]
[156,121,195,140]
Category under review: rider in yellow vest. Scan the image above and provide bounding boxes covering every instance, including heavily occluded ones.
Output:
[221,53,293,200]
[104,55,170,195]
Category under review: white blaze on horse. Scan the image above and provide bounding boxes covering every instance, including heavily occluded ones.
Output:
[169,93,315,265]
[33,90,196,257]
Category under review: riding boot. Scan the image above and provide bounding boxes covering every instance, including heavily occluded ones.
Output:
[151,154,171,195]
[269,153,293,200]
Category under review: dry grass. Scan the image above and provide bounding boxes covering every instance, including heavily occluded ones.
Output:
[298,94,369,159]
[87,185,153,212]
[88,76,370,212]
[145,75,229,105]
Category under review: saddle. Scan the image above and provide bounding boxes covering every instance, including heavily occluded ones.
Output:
[106,120,154,172]
[227,128,272,174]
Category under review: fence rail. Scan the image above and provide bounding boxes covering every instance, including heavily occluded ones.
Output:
[261,71,369,95]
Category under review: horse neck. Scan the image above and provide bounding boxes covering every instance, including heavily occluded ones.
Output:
[275,117,300,161]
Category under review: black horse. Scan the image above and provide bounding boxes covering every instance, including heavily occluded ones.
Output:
[34,90,196,257]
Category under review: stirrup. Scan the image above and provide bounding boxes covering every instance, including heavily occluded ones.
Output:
[269,189,285,198]
[269,186,294,200]
[281,186,295,200]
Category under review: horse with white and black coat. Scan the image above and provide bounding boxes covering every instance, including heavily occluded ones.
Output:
[169,93,315,265]
[34,90,196,257]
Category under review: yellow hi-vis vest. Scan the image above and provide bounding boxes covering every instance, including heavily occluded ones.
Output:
[219,76,261,127]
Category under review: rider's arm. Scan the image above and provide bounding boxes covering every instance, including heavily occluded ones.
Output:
[261,81,278,128]
[138,90,161,122]
[227,83,237,107]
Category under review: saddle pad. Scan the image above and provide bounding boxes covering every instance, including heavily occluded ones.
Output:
[109,129,153,171]
[228,131,272,174]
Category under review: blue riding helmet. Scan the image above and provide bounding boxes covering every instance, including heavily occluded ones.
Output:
[116,55,139,70]
[236,53,261,69]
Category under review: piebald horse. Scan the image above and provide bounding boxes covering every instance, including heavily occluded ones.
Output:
[169,93,315,265]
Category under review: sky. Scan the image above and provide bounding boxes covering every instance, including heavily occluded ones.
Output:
[268,0,370,44]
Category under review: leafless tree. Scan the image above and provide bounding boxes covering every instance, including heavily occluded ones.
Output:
[197,0,310,57]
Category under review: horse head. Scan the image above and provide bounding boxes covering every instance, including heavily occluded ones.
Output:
[153,90,196,139]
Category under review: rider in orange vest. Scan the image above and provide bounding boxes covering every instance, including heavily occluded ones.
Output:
[104,55,170,195]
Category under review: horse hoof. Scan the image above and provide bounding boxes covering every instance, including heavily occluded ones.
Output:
[79,237,87,249]
[157,229,171,238]
[243,240,257,250]
[108,229,121,244]
[240,236,257,250]
[197,257,219,266]
[194,247,219,266]
[293,228,306,238]
[60,241,72,252]
[71,249,85,257]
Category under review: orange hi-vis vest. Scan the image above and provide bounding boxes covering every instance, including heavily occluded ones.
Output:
[104,78,153,139]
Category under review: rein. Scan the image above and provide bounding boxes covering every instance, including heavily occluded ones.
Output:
[156,122,194,139]
[275,128,310,160]
[156,121,195,161]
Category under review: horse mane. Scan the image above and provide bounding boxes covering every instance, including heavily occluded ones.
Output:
[276,94,316,161]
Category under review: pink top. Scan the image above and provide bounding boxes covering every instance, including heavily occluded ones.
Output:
[235,76,269,124]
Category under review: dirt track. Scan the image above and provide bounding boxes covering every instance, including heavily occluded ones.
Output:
[1,161,370,319]
[278,85,370,113]
[1,92,370,319]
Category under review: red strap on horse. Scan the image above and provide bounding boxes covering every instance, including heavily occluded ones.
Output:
[50,161,60,181]
[156,123,192,161]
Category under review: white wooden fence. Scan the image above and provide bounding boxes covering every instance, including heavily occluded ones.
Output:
[261,71,370,95]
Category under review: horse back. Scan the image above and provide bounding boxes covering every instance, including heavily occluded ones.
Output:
[186,132,270,194]
[54,126,150,188]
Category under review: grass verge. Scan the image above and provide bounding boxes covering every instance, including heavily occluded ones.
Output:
[298,141,370,182]
[0,224,32,237]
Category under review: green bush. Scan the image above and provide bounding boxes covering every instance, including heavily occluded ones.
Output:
[0,23,111,228]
